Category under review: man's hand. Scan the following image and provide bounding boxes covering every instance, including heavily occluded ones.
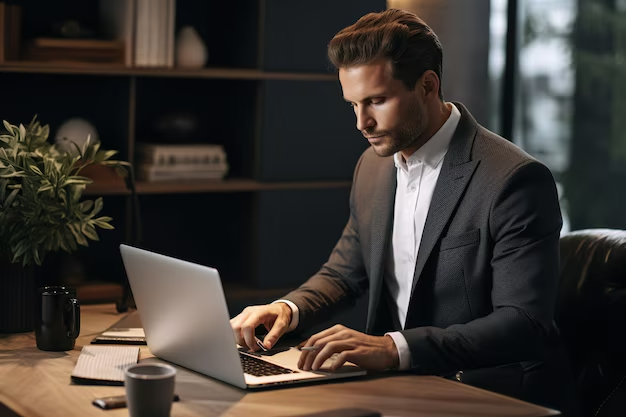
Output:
[297,325,399,371]
[230,303,292,351]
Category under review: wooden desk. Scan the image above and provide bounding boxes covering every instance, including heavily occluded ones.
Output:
[0,304,559,417]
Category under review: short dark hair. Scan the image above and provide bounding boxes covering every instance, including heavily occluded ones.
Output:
[328,9,444,99]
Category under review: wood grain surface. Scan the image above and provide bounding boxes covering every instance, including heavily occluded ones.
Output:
[0,304,559,417]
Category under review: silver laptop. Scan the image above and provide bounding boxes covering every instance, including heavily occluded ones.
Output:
[119,244,366,389]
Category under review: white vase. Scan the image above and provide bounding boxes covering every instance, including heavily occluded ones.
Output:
[175,26,208,69]
[55,118,100,157]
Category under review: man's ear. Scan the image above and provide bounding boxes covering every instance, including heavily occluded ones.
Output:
[419,70,440,99]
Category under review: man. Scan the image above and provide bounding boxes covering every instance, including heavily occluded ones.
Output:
[231,8,572,412]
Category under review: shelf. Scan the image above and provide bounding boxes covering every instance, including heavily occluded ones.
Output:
[84,178,352,195]
[84,182,130,196]
[0,61,337,81]
[76,282,124,305]
[75,281,294,305]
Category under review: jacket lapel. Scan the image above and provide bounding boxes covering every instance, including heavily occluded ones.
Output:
[410,103,480,295]
[365,158,396,334]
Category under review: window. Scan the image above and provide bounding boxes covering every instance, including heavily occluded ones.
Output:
[492,0,626,231]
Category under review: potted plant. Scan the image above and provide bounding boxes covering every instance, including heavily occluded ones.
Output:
[0,117,129,332]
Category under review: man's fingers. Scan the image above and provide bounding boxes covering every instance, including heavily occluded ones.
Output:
[304,325,345,347]
[299,325,346,357]
[229,312,246,331]
[311,341,351,371]
[301,347,319,371]
[241,323,259,351]
[230,304,292,351]
[297,349,310,370]
[329,351,352,371]
[230,313,249,347]
[298,327,352,370]
[232,329,246,347]
[263,315,288,349]
[240,311,267,351]
[302,339,339,371]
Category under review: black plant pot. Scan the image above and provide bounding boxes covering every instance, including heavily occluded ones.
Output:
[0,261,36,333]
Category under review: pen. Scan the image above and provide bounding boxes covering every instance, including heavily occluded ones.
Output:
[254,337,268,352]
[298,346,320,352]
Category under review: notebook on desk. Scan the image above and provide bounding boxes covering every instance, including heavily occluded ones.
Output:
[119,244,367,389]
[71,345,140,385]
[91,311,147,345]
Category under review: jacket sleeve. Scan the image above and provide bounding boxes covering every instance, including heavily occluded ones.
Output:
[400,161,563,374]
[282,155,370,332]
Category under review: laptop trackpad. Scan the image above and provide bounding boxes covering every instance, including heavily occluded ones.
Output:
[269,348,361,372]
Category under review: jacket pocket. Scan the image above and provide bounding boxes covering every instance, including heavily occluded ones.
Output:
[440,228,480,251]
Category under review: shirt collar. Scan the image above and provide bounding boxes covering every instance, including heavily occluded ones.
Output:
[394,102,461,172]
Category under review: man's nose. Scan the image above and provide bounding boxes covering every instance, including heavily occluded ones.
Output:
[356,108,375,132]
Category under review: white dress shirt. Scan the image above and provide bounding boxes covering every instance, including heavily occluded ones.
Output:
[277,103,460,370]
[385,102,460,369]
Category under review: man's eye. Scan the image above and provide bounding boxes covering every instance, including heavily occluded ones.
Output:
[371,99,385,105]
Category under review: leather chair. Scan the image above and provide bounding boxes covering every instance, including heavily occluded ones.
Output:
[557,229,626,417]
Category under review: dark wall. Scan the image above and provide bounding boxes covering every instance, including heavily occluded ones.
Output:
[250,0,385,293]
[262,0,386,72]
[258,79,366,181]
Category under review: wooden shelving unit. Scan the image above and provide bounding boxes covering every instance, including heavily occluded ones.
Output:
[85,178,352,196]
[1,0,384,299]
[76,281,295,305]
[0,61,337,81]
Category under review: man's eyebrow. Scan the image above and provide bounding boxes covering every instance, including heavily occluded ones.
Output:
[344,94,386,103]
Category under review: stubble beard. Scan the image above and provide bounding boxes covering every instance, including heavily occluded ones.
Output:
[369,96,428,157]
[371,114,427,158]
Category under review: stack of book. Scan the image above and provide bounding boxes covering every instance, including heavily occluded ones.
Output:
[23,38,125,64]
[137,143,229,182]
[100,0,176,67]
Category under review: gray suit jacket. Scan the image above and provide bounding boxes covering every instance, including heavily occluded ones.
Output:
[283,102,563,375]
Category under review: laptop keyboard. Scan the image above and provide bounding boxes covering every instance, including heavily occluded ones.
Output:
[239,352,296,377]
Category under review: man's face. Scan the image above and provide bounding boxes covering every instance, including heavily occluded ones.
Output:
[339,60,428,158]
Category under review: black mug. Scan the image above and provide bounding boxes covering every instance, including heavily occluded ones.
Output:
[35,286,80,351]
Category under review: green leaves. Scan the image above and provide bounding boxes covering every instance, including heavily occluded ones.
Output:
[0,116,128,266]
[79,199,93,212]
[2,120,13,134]
[29,164,43,176]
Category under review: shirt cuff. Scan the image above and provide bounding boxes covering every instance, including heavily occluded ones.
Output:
[385,331,411,371]
[272,299,299,332]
